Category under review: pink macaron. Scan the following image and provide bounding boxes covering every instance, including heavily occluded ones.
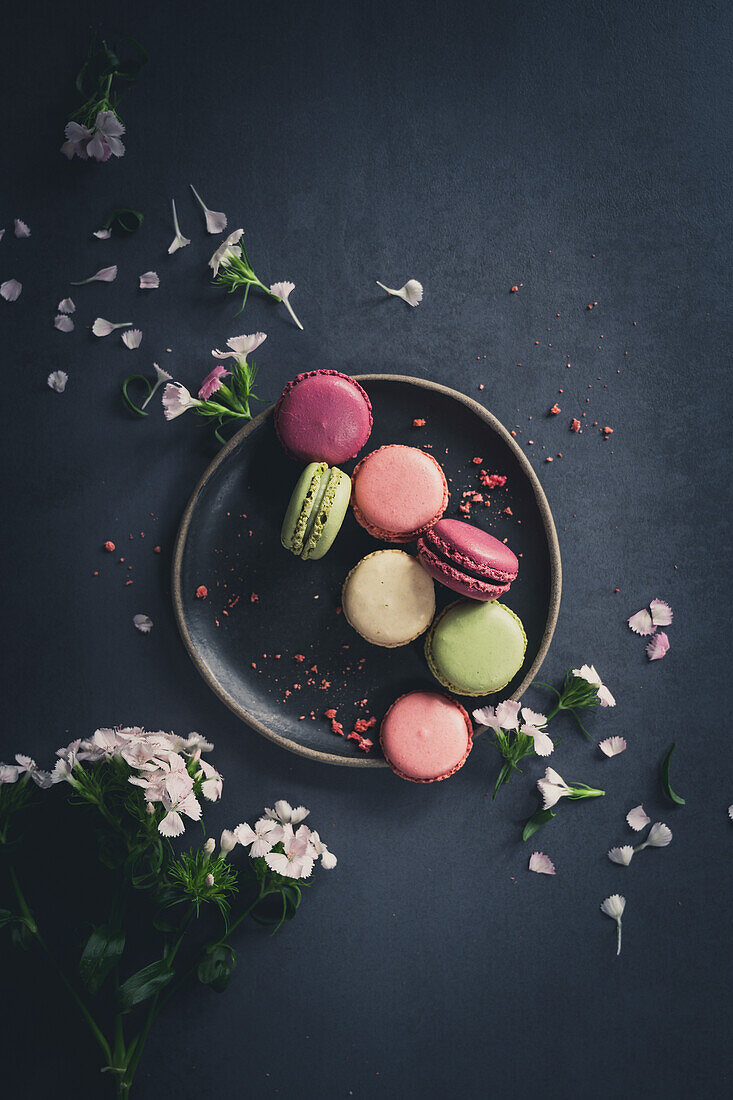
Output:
[380,690,473,782]
[274,370,373,465]
[351,444,449,542]
[417,518,519,601]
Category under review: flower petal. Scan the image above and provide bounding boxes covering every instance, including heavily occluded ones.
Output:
[71,266,118,285]
[139,271,160,289]
[47,371,68,393]
[54,314,74,332]
[133,613,153,633]
[626,804,650,831]
[645,822,672,847]
[122,329,143,349]
[95,110,126,138]
[376,279,423,306]
[521,707,547,728]
[528,729,555,757]
[198,365,230,400]
[158,810,185,837]
[1,279,22,301]
[205,209,228,234]
[57,298,75,314]
[225,332,267,357]
[646,631,670,661]
[599,736,627,757]
[650,599,673,627]
[600,893,626,919]
[628,608,654,635]
[94,229,112,240]
[528,851,555,875]
[93,317,131,337]
[14,219,30,238]
[608,845,634,865]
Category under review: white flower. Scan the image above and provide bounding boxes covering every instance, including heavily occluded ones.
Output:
[93,317,132,337]
[211,332,267,362]
[235,816,284,857]
[268,281,303,330]
[376,278,423,306]
[264,799,310,826]
[209,228,244,276]
[571,664,616,707]
[122,329,143,349]
[168,199,191,254]
[528,851,555,875]
[190,184,228,234]
[0,763,21,783]
[14,219,30,238]
[133,613,153,633]
[199,759,223,802]
[626,804,650,831]
[54,314,74,332]
[14,754,53,788]
[536,767,572,809]
[219,829,237,856]
[472,699,521,731]
[635,822,672,850]
[308,830,337,869]
[1,279,22,301]
[57,298,75,314]
[520,707,554,756]
[139,271,159,289]
[265,824,315,879]
[162,382,202,420]
[47,371,68,393]
[600,894,626,955]
[178,732,215,755]
[599,736,627,758]
[608,845,634,866]
[158,770,202,837]
[51,740,82,785]
[71,266,118,285]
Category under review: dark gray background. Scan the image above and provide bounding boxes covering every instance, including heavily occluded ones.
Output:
[2,1,731,1097]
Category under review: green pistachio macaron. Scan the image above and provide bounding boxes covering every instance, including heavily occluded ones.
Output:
[424,598,527,696]
[281,462,352,561]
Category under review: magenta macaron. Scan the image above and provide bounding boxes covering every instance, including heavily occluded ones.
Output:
[274,370,373,465]
[380,690,473,782]
[417,518,519,601]
[351,444,449,542]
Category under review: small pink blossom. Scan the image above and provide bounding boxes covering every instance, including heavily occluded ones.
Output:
[198,364,231,400]
[599,736,627,758]
[646,631,670,661]
[528,851,555,875]
[265,823,315,879]
[162,382,202,420]
[235,817,284,858]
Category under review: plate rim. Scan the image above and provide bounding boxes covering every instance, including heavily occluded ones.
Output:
[172,374,562,768]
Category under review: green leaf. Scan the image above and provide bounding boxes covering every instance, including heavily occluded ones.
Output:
[197,944,237,993]
[119,959,173,1012]
[79,925,125,994]
[522,808,556,842]
[0,909,14,928]
[661,743,686,805]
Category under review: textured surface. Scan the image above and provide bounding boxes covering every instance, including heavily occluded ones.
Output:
[1,1,731,1098]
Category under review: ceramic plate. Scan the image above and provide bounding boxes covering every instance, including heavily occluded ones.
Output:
[172,375,561,767]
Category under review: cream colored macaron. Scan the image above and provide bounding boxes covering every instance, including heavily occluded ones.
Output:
[341,550,436,648]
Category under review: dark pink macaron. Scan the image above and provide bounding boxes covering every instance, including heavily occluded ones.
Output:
[274,370,373,465]
[417,518,519,601]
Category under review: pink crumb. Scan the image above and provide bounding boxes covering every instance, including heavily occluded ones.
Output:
[570,418,581,432]
[196,585,208,599]
[549,403,561,415]
[104,541,115,552]
[412,418,426,428]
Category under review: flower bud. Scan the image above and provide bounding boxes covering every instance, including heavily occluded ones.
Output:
[203,837,216,856]
[205,873,215,887]
[146,801,155,815]
[219,829,237,856]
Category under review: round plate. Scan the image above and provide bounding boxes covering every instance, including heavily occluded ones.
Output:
[172,375,562,767]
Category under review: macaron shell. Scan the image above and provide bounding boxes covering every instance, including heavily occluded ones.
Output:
[281,462,328,556]
[342,550,436,647]
[425,599,527,696]
[352,445,449,541]
[304,468,352,559]
[275,371,373,465]
[418,542,511,601]
[380,691,473,782]
[422,519,519,582]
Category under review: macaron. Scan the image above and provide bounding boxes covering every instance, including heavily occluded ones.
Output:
[425,599,527,696]
[351,444,449,542]
[342,550,435,647]
[380,691,473,782]
[274,370,373,465]
[281,462,351,560]
[417,518,519,601]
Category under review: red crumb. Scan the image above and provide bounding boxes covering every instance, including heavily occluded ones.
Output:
[602,426,614,436]
[195,585,208,599]
[546,456,554,462]
[480,473,506,489]
[324,708,337,719]
[511,285,519,293]
[347,731,373,752]
[459,502,471,515]
[504,507,513,516]
[250,592,259,603]
[104,541,115,552]
[353,717,377,734]
[412,418,426,428]
[549,403,561,415]
[294,654,306,662]
[153,545,161,554]
[125,580,133,586]
[570,418,581,432]
[472,457,483,465]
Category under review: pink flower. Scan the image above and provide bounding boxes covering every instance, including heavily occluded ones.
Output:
[235,817,284,858]
[198,364,231,400]
[162,383,201,420]
[646,631,670,661]
[265,823,315,879]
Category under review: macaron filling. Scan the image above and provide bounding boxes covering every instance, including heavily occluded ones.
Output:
[289,462,329,557]
[302,467,343,559]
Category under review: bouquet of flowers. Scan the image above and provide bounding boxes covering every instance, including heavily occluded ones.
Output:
[0,728,335,1097]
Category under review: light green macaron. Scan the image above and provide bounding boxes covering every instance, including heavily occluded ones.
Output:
[281,462,352,560]
[425,599,527,696]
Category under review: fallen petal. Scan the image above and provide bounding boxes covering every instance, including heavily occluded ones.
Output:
[626,804,650,831]
[14,219,30,238]
[646,631,670,661]
[94,228,112,239]
[528,851,555,875]
[57,298,76,314]
[0,229,4,242]
[376,278,423,306]
[608,845,634,866]
[599,736,627,758]
[650,598,673,627]
[628,608,654,635]
[93,318,132,337]
[54,314,74,332]
[133,614,153,633]
[71,265,118,285]
[1,279,22,301]
[47,370,68,393]
[205,209,228,234]
[644,822,673,848]
[122,328,143,349]
[139,271,160,289]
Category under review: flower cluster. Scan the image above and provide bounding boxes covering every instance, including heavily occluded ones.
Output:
[628,597,673,661]
[61,111,126,162]
[209,229,303,328]
[60,36,147,163]
[235,800,337,879]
